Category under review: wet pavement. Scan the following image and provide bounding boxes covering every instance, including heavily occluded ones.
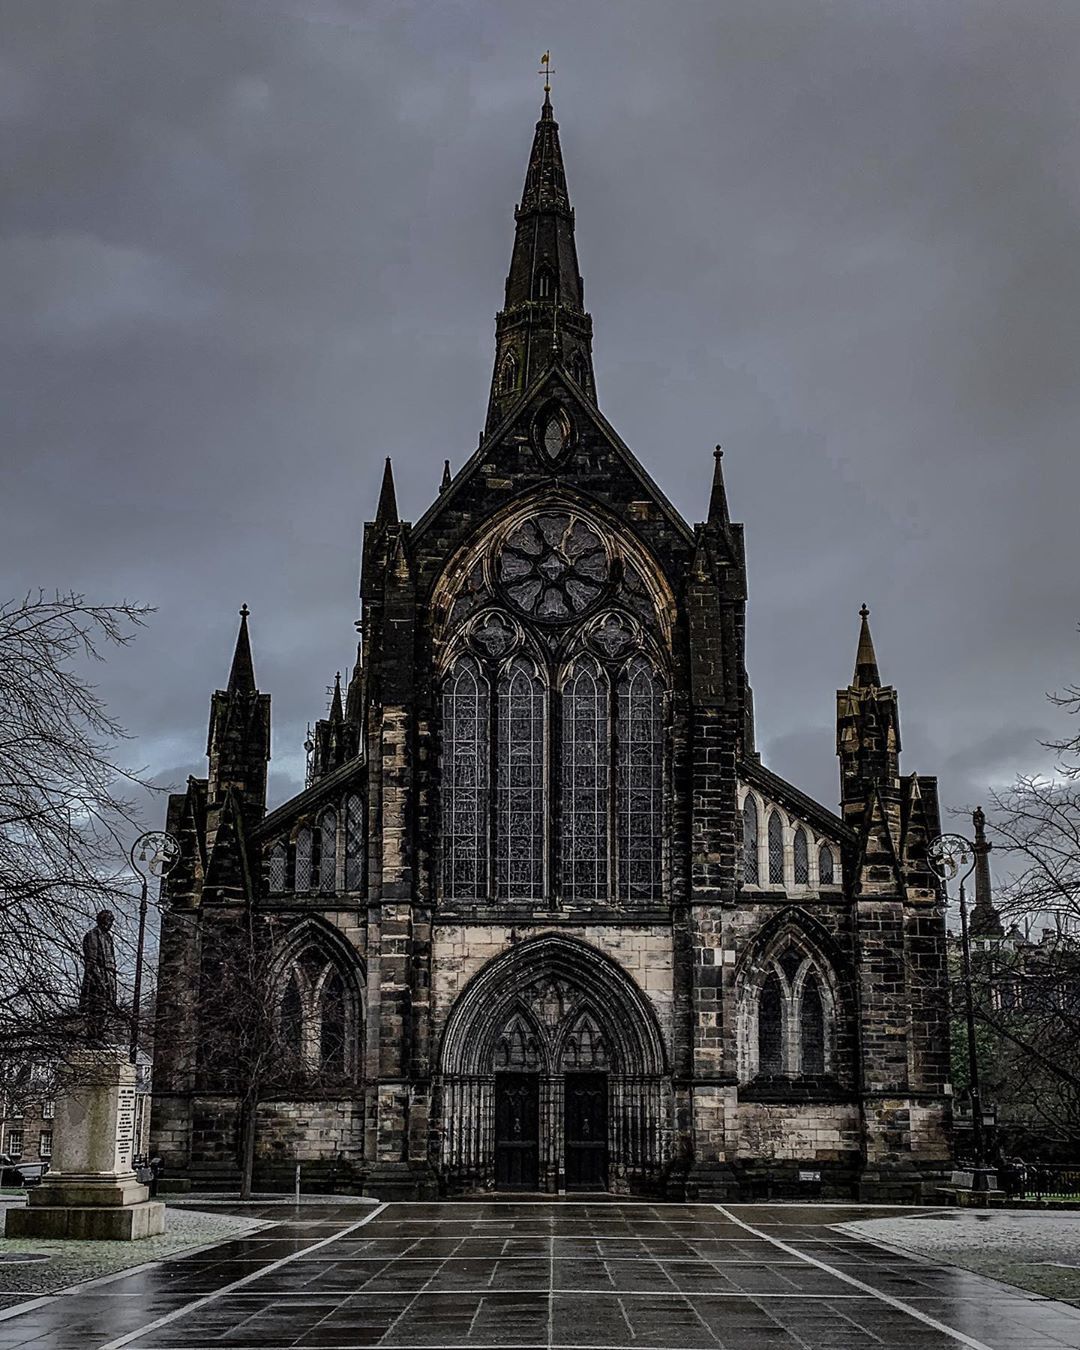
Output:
[2,1199,1080,1348]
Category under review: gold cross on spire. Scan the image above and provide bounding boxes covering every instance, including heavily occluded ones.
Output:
[538,50,553,94]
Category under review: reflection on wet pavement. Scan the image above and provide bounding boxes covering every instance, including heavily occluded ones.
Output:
[1,1200,1079,1348]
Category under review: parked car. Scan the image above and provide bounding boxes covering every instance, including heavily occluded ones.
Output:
[0,1153,48,1186]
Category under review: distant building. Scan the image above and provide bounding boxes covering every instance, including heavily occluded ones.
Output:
[152,93,952,1201]
[0,1055,152,1166]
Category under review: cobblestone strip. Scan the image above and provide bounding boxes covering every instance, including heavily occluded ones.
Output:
[97,1202,388,1350]
[714,1205,996,1350]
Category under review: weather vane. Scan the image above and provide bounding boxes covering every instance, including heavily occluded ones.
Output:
[538,51,553,95]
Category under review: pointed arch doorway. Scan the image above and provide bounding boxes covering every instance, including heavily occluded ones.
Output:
[437,935,669,1193]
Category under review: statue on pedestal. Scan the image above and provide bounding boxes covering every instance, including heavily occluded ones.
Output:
[79,910,117,1044]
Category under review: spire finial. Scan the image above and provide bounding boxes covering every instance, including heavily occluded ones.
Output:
[227,604,256,694]
[707,444,730,529]
[538,50,553,99]
[376,456,398,526]
[853,603,880,688]
[440,459,452,494]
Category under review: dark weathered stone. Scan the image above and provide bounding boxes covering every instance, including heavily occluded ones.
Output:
[151,93,951,1202]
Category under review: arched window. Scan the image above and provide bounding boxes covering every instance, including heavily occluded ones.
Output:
[562,659,609,901]
[758,972,783,1075]
[318,808,337,895]
[294,827,312,892]
[496,657,545,900]
[793,827,809,885]
[319,971,347,1074]
[495,1011,540,1070]
[800,974,825,1075]
[279,975,303,1066]
[535,266,553,299]
[767,811,785,886]
[268,841,287,894]
[442,656,489,899]
[497,350,518,395]
[617,657,663,902]
[818,844,835,886]
[344,793,364,892]
[562,1010,609,1070]
[743,796,759,885]
[569,350,590,394]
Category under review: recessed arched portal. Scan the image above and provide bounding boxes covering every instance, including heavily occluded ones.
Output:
[436,934,671,1193]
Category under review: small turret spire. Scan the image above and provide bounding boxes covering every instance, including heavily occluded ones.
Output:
[329,671,343,723]
[376,457,398,526]
[440,459,452,494]
[227,604,256,694]
[854,603,881,689]
[707,446,730,529]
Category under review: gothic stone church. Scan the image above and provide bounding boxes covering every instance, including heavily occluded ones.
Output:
[152,94,952,1200]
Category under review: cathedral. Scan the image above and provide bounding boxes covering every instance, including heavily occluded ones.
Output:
[151,92,952,1201]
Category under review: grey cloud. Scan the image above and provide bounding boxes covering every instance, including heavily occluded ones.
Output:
[2,0,1078,845]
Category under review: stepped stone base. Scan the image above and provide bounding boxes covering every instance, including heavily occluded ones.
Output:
[7,1198,165,1240]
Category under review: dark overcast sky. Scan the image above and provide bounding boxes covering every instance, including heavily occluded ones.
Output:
[4,0,1080,836]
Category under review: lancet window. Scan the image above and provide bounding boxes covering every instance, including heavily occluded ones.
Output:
[496,658,546,900]
[268,841,287,894]
[562,658,609,902]
[442,656,489,900]
[617,657,664,902]
[294,826,312,892]
[818,844,835,886]
[747,944,836,1080]
[743,796,760,885]
[274,937,363,1079]
[768,811,785,885]
[793,827,809,885]
[317,807,337,894]
[344,794,365,892]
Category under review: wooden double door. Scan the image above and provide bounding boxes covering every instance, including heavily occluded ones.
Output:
[494,1072,608,1191]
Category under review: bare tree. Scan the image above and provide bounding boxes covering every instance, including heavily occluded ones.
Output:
[0,590,155,1076]
[971,634,1080,1151]
[191,905,348,1199]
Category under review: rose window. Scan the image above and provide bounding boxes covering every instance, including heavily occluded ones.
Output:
[497,513,610,621]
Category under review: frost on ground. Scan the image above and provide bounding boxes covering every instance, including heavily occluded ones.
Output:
[0,1202,264,1294]
[842,1210,1080,1306]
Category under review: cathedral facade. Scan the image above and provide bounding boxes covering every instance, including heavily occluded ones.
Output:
[151,94,952,1200]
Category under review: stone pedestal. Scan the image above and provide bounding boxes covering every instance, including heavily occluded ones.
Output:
[6,1053,165,1240]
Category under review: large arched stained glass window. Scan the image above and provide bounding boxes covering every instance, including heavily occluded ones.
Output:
[743,796,759,885]
[496,657,545,900]
[617,656,663,902]
[562,658,609,901]
[442,656,489,899]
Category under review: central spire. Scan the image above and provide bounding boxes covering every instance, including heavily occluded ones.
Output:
[485,93,596,431]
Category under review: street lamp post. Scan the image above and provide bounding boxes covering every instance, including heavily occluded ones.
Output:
[129,830,180,1066]
[927,831,994,1194]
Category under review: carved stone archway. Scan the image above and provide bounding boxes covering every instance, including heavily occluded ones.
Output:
[436,934,671,1193]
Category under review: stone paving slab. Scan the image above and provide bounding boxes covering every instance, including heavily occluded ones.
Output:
[0,1201,1079,1348]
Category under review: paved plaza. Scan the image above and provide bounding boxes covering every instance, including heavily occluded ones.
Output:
[2,1200,1080,1349]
